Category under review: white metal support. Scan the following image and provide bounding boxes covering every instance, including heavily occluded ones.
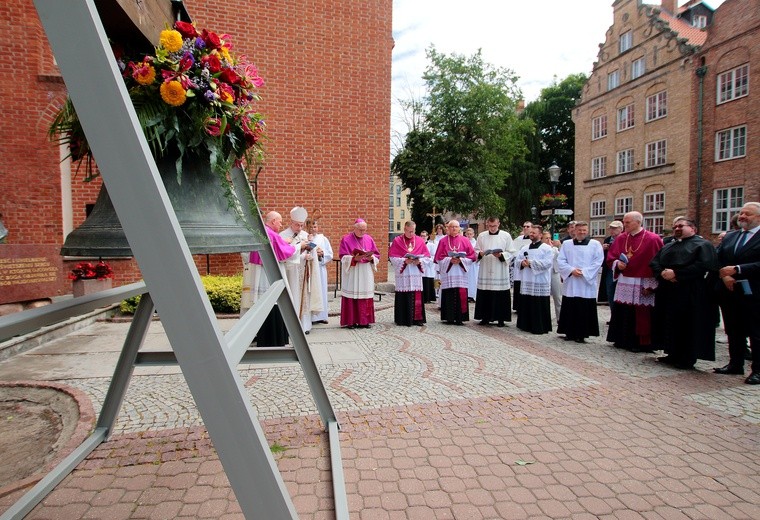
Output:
[29,1,348,518]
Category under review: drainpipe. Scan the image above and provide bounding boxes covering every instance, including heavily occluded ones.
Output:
[695,64,707,231]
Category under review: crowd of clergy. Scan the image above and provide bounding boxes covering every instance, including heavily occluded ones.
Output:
[241,201,760,386]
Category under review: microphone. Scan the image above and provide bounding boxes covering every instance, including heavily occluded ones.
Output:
[520,251,528,269]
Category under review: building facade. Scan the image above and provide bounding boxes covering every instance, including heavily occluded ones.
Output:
[388,173,413,243]
[573,0,709,240]
[690,0,759,239]
[0,0,393,298]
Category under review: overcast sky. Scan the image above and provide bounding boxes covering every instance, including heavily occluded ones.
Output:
[391,0,724,149]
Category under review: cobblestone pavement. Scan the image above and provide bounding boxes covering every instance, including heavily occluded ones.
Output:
[1,299,759,519]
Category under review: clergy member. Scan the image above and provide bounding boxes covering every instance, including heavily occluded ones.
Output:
[388,221,432,326]
[650,217,718,369]
[606,211,664,352]
[338,218,381,328]
[434,219,477,325]
[280,207,321,334]
[307,219,333,325]
[419,230,437,303]
[474,217,513,327]
[465,227,479,302]
[516,224,554,335]
[511,221,533,313]
[241,211,297,347]
[556,221,605,343]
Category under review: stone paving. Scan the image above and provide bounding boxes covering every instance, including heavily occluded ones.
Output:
[1,297,759,519]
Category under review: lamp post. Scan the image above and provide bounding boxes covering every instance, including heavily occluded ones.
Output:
[548,161,561,238]
[530,205,537,220]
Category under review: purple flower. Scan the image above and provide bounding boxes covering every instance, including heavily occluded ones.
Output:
[204,90,215,102]
[195,37,205,49]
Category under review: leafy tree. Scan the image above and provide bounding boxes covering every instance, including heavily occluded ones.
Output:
[392,47,531,228]
[522,73,587,208]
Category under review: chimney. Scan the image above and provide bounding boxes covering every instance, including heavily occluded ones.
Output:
[661,0,678,14]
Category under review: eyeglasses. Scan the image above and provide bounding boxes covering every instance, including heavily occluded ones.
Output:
[672,224,691,229]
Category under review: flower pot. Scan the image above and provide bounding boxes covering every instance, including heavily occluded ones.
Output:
[72,278,112,297]
[60,149,261,257]
[543,200,564,208]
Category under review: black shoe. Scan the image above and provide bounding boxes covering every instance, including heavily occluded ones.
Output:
[657,356,676,365]
[563,336,575,341]
[746,372,760,385]
[574,338,586,344]
[673,362,695,370]
[479,320,490,326]
[630,347,654,353]
[497,322,505,328]
[713,364,744,375]
[305,331,310,335]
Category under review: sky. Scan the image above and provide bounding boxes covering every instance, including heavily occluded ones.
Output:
[391,0,724,151]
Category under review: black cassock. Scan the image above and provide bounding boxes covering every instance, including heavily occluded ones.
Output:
[649,235,719,366]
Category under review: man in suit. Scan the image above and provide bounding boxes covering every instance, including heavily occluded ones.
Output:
[714,202,760,384]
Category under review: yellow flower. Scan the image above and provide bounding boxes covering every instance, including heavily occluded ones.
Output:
[220,47,232,64]
[159,29,184,53]
[160,81,187,106]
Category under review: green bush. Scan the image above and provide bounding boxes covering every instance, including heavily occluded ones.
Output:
[119,274,243,315]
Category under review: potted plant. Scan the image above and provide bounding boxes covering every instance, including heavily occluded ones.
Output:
[69,261,114,297]
[540,192,568,208]
[49,21,267,256]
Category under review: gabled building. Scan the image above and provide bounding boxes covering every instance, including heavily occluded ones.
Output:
[572,0,711,239]
[689,0,760,238]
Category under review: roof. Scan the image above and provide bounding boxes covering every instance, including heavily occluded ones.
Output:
[652,8,708,47]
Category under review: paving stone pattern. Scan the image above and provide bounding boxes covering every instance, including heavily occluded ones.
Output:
[1,301,759,519]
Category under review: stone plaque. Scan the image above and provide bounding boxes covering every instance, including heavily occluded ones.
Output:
[0,245,64,304]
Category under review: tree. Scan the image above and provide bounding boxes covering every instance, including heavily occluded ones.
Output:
[522,73,587,208]
[392,47,531,228]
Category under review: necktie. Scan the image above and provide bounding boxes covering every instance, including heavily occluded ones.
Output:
[735,231,749,253]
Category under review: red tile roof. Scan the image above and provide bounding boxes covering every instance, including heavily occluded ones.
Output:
[655,9,708,46]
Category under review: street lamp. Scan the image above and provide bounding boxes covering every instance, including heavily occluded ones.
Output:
[547,161,561,237]
[530,205,537,220]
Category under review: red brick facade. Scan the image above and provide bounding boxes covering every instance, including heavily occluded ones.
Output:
[0,0,392,298]
[690,0,760,239]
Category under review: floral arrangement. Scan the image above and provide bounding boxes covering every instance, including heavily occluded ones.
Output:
[69,261,114,281]
[49,21,266,183]
[539,192,568,205]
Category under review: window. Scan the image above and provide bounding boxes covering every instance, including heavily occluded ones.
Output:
[615,196,633,216]
[646,91,667,121]
[592,115,607,140]
[644,192,665,213]
[607,70,620,91]
[388,221,394,232]
[713,187,744,233]
[646,139,667,167]
[389,208,393,220]
[591,200,606,218]
[716,125,747,161]
[631,57,646,79]
[592,156,607,179]
[616,149,634,174]
[400,210,405,219]
[617,104,635,131]
[693,15,707,28]
[396,221,401,231]
[395,184,401,195]
[619,31,632,53]
[395,196,401,207]
[590,220,607,237]
[644,216,664,236]
[718,64,749,103]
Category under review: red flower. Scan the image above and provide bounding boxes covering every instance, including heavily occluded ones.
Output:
[219,68,241,85]
[174,21,198,39]
[202,54,222,73]
[201,29,222,50]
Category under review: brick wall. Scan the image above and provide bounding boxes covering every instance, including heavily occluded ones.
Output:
[573,0,699,240]
[0,0,392,297]
[690,0,760,240]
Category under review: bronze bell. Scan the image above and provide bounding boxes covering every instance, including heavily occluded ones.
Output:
[61,151,263,257]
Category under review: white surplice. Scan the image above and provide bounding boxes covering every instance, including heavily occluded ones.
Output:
[475,230,513,291]
[557,239,605,298]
